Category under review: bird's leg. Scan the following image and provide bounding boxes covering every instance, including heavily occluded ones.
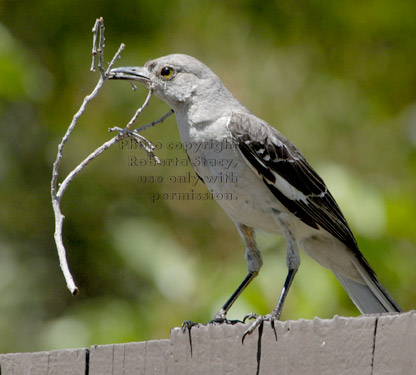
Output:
[266,221,300,320]
[271,267,297,319]
[211,272,257,323]
[243,214,300,340]
[211,224,262,324]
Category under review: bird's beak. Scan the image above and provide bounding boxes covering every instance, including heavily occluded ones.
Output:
[109,67,151,86]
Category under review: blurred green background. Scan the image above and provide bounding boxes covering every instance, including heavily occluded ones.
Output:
[1,0,415,353]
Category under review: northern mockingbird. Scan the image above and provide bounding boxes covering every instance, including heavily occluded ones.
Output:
[110,54,402,334]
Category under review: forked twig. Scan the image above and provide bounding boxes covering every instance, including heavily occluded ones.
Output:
[109,109,174,164]
[51,17,171,295]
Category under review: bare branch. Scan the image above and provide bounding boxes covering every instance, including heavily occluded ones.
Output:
[56,137,119,200]
[52,199,78,294]
[108,109,175,165]
[133,109,174,133]
[106,43,125,74]
[51,17,167,295]
[108,106,174,165]
[125,88,153,131]
[50,74,105,206]
[109,126,161,164]
[98,19,106,77]
[51,17,110,295]
[57,92,166,198]
[90,18,101,72]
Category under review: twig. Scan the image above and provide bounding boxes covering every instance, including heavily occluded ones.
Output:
[51,17,167,295]
[51,18,122,201]
[125,88,153,131]
[59,100,172,198]
[106,42,125,75]
[98,19,106,78]
[134,109,174,133]
[90,18,100,71]
[109,109,174,164]
[52,17,111,295]
[56,137,119,200]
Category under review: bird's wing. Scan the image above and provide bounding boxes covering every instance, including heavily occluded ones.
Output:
[228,112,403,313]
[228,112,358,252]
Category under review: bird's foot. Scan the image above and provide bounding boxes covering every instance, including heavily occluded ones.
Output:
[208,309,243,325]
[181,314,242,333]
[209,317,243,325]
[181,320,199,333]
[242,312,280,342]
[210,309,228,324]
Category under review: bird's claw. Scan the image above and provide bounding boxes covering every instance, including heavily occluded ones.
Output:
[181,320,199,332]
[181,315,242,333]
[209,317,243,325]
[209,309,242,325]
[243,312,260,323]
[242,313,279,343]
[210,310,228,324]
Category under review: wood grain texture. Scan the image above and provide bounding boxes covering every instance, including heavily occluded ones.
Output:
[1,312,414,374]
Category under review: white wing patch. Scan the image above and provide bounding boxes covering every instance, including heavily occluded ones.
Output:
[239,150,308,204]
[227,111,359,250]
[270,170,308,203]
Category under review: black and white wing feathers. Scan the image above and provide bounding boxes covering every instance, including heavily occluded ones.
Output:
[228,112,402,313]
[228,112,358,252]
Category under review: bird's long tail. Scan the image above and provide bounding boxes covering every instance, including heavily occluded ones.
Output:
[334,257,402,313]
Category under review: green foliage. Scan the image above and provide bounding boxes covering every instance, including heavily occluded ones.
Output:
[0,0,415,353]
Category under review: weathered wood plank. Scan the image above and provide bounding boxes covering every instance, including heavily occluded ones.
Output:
[170,323,258,375]
[169,315,376,375]
[254,316,375,375]
[373,312,416,375]
[0,348,88,375]
[88,339,171,375]
[1,312,415,374]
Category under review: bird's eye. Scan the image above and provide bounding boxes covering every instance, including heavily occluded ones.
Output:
[160,66,174,79]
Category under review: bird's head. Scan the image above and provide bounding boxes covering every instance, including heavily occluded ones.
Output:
[110,54,226,110]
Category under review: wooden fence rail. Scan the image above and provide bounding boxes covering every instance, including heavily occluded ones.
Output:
[1,311,415,374]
